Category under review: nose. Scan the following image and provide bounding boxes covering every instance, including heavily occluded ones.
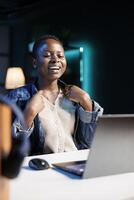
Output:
[50,54,59,63]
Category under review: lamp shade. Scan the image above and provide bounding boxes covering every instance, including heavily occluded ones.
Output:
[5,67,25,89]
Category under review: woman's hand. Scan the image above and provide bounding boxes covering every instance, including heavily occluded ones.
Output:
[23,91,45,128]
[64,85,93,112]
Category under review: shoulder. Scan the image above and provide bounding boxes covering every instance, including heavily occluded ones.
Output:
[6,84,37,101]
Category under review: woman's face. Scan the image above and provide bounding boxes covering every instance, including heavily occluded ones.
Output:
[34,38,67,81]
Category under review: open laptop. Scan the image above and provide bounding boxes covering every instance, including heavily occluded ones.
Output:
[52,114,134,179]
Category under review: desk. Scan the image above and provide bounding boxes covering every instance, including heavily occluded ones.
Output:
[10,149,134,200]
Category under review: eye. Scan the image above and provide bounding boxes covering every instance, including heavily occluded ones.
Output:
[57,53,64,58]
[43,53,51,57]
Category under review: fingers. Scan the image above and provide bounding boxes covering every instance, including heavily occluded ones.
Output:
[38,90,44,97]
[64,85,73,97]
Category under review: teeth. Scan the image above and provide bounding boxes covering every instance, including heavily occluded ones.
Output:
[49,67,59,70]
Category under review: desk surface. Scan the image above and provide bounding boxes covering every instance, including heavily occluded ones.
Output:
[10,149,134,200]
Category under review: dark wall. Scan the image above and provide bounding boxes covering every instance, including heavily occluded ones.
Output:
[8,2,134,114]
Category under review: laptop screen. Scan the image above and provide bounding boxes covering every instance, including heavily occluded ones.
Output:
[53,114,134,179]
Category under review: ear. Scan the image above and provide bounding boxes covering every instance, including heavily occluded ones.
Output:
[33,59,37,69]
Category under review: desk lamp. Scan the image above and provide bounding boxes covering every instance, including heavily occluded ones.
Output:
[5,67,25,89]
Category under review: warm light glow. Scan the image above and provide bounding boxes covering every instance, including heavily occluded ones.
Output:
[5,67,25,89]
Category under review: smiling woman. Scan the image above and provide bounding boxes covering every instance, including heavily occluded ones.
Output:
[6,34,103,156]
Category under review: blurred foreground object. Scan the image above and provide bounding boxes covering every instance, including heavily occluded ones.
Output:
[0,103,11,200]
[0,94,30,200]
[5,67,25,89]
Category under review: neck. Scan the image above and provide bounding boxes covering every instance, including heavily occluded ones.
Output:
[38,79,59,92]
[38,79,60,104]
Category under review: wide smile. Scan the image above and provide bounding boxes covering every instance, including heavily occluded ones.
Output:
[48,66,61,74]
